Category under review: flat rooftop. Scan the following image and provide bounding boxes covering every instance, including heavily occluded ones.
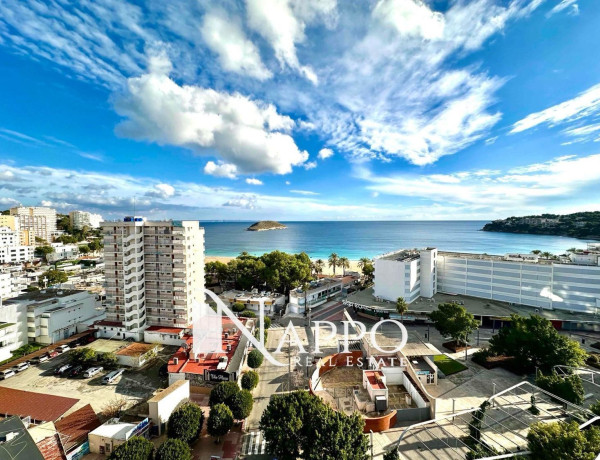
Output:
[377,249,421,262]
[116,342,157,357]
[3,288,83,303]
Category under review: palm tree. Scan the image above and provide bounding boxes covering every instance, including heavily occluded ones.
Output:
[339,257,350,276]
[567,247,577,253]
[541,251,552,259]
[396,297,408,322]
[531,249,541,255]
[314,259,324,275]
[328,253,339,275]
[301,280,311,318]
[358,257,370,270]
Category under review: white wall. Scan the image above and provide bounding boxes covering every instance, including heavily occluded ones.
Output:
[148,381,190,435]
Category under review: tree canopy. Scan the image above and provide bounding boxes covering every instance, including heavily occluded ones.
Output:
[40,269,68,286]
[167,402,205,444]
[535,372,585,405]
[107,437,153,460]
[207,403,234,442]
[428,303,479,345]
[229,389,254,420]
[155,438,192,460]
[209,381,240,407]
[241,371,259,390]
[247,349,264,368]
[488,314,587,373]
[527,421,600,460]
[259,391,369,460]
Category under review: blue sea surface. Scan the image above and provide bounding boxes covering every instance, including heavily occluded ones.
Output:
[200,221,593,259]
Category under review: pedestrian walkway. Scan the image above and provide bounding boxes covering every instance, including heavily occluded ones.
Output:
[241,430,266,455]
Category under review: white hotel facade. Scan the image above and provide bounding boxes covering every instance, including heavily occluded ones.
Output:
[374,244,600,314]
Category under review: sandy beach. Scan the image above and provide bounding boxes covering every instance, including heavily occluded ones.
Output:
[205,255,365,276]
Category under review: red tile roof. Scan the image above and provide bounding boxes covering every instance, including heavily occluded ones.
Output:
[167,317,247,375]
[55,404,100,452]
[35,434,64,460]
[365,370,386,390]
[145,326,184,334]
[0,388,78,423]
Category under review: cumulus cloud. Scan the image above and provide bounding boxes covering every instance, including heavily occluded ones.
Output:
[303,161,317,170]
[115,55,309,174]
[246,178,263,185]
[318,148,334,160]
[201,9,272,80]
[146,183,175,198]
[373,0,445,40]
[204,161,238,179]
[222,194,258,209]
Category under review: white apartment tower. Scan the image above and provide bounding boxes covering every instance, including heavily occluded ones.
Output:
[101,217,204,341]
[10,206,57,242]
[70,210,103,229]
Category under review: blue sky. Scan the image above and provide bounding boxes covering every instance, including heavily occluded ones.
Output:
[0,0,599,221]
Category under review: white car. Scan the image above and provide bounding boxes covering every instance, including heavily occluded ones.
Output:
[83,366,103,378]
[56,344,70,353]
[102,368,124,385]
[0,369,16,380]
[12,362,30,373]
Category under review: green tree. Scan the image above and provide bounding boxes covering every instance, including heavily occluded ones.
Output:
[260,251,312,294]
[328,253,339,275]
[229,389,254,420]
[97,352,118,369]
[239,310,256,318]
[209,381,240,407]
[263,316,271,329]
[536,372,584,405]
[78,245,90,254]
[205,260,230,288]
[590,400,600,416]
[247,349,264,369]
[338,257,350,276]
[108,436,153,460]
[362,263,374,283]
[527,421,600,460]
[167,402,205,444]
[395,297,408,322]
[489,314,587,373]
[207,403,234,443]
[314,259,325,275]
[357,257,370,271]
[383,450,399,460]
[70,347,96,366]
[429,303,479,346]
[35,245,54,260]
[155,438,192,460]
[232,302,246,312]
[241,371,259,390]
[88,239,103,252]
[260,391,369,460]
[40,269,68,286]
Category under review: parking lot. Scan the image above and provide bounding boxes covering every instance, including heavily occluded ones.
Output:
[0,342,176,415]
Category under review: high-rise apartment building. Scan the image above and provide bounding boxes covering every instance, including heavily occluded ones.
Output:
[10,207,57,243]
[69,210,103,229]
[101,216,204,341]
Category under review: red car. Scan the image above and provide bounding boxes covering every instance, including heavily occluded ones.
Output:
[47,350,59,359]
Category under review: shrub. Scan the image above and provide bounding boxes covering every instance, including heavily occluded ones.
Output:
[232,302,245,312]
[167,402,205,444]
[239,310,256,318]
[263,316,272,329]
[108,437,153,460]
[383,450,400,460]
[590,400,600,416]
[155,439,192,460]
[97,352,118,369]
[241,371,259,390]
[247,349,264,369]
[207,403,234,442]
[471,349,492,366]
[229,389,254,420]
[209,381,240,407]
[70,347,96,366]
[536,372,584,405]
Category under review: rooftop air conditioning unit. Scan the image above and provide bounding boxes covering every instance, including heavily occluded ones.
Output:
[226,345,232,352]
[173,357,179,365]
[224,332,229,339]
[232,328,237,333]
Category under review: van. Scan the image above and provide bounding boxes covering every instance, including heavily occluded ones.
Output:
[102,368,124,385]
[31,354,49,364]
[83,366,103,378]
[0,369,16,380]
[12,362,30,373]
[56,344,70,353]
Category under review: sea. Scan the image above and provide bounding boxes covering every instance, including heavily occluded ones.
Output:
[200,221,595,260]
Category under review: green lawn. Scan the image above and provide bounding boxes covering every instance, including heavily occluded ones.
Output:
[433,354,468,376]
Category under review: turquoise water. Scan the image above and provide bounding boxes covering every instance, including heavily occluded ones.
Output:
[200,221,593,259]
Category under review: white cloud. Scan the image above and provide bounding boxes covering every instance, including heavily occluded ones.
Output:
[290,189,319,195]
[547,0,579,17]
[511,82,600,134]
[373,0,445,40]
[223,194,258,209]
[285,181,291,185]
[245,0,337,83]
[318,148,334,159]
[201,9,272,80]
[303,161,317,170]
[149,183,175,198]
[78,152,104,162]
[204,161,238,179]
[246,178,263,185]
[115,55,309,174]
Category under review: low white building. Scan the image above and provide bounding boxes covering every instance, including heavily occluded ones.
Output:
[0,322,19,362]
[88,418,150,455]
[0,245,35,264]
[115,342,159,368]
[288,278,343,314]
[70,211,103,230]
[219,289,286,314]
[47,243,79,263]
[1,288,103,345]
[147,380,190,435]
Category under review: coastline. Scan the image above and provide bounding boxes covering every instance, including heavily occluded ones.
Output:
[205,255,364,276]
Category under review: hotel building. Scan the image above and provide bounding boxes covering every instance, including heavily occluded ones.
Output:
[69,210,103,229]
[374,244,600,314]
[10,206,57,243]
[288,278,343,314]
[100,216,204,341]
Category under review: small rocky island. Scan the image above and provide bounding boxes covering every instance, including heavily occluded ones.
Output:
[246,221,287,232]
[482,211,600,239]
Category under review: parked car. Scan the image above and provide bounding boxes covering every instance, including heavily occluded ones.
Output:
[83,366,103,378]
[102,368,124,385]
[11,362,30,373]
[55,364,72,375]
[30,354,49,365]
[0,370,15,380]
[47,350,59,359]
[56,344,70,353]
[68,365,84,378]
